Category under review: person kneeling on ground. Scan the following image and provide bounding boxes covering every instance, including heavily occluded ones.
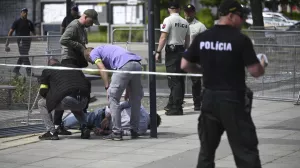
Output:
[63,101,161,136]
[38,58,91,140]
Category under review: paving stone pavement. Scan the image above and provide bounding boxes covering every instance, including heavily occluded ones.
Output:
[0,99,300,168]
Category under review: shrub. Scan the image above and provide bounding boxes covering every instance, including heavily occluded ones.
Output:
[196,8,215,29]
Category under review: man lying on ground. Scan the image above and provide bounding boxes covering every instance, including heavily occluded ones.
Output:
[63,101,161,136]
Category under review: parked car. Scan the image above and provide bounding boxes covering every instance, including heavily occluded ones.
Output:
[246,15,294,27]
[263,12,298,24]
[286,22,300,31]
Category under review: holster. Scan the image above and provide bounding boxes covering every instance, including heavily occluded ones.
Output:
[165,45,184,53]
[245,87,253,114]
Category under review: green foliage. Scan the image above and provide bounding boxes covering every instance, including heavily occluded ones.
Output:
[200,0,222,7]
[87,26,108,43]
[196,8,215,28]
[5,76,40,106]
[200,0,248,7]
[282,11,300,20]
[9,76,27,103]
[113,28,144,42]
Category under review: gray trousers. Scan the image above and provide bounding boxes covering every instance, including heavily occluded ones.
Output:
[109,61,143,134]
[38,96,88,133]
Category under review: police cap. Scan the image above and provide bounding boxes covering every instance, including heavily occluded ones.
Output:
[184,4,196,12]
[219,0,248,18]
[168,1,180,9]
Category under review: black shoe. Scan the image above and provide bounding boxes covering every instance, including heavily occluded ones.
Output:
[164,104,172,111]
[103,132,123,141]
[39,131,59,140]
[194,106,201,111]
[165,108,183,116]
[56,126,72,135]
[130,129,140,139]
[81,127,91,139]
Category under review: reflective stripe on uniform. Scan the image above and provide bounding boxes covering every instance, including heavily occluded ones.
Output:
[95,59,102,64]
[40,84,48,89]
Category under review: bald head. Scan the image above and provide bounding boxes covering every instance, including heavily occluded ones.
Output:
[48,58,59,66]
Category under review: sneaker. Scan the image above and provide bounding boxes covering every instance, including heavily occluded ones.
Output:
[56,126,72,135]
[130,129,140,139]
[81,127,91,139]
[165,108,183,116]
[103,132,123,141]
[39,131,59,140]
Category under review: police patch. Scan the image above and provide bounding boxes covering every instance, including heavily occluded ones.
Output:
[162,24,166,29]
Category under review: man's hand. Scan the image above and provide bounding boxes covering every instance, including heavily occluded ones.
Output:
[155,52,161,62]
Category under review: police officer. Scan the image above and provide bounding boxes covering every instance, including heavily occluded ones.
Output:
[155,1,190,116]
[181,0,266,167]
[61,6,80,35]
[183,4,207,111]
[5,8,35,76]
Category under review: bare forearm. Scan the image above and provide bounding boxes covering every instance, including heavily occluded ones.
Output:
[6,30,14,46]
[156,37,167,52]
[99,70,109,88]
[184,64,201,73]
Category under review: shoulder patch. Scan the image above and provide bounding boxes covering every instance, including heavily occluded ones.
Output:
[162,24,166,29]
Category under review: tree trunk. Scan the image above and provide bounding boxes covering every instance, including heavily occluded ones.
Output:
[250,0,264,29]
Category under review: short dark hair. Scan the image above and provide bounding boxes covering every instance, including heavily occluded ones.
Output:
[148,114,162,129]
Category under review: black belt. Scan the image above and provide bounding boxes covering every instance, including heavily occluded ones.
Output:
[166,45,184,53]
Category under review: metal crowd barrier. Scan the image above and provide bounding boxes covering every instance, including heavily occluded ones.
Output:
[0,29,300,131]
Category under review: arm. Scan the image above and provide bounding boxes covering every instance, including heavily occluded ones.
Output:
[184,35,190,49]
[29,21,36,35]
[95,60,109,89]
[6,20,17,47]
[181,57,201,73]
[59,25,86,53]
[243,36,265,78]
[156,32,168,52]
[39,70,50,98]
[181,36,201,73]
[61,17,67,35]
[184,26,191,49]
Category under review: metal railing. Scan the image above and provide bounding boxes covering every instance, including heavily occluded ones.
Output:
[0,29,300,131]
[110,28,300,101]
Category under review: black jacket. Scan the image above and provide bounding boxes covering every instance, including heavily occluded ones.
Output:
[39,63,91,112]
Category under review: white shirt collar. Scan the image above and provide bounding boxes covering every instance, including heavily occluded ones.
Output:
[171,13,179,16]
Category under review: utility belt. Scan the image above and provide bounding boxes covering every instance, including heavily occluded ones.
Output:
[203,87,253,113]
[165,44,184,53]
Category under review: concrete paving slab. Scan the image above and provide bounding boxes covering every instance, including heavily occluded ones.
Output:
[0,162,21,168]
[1,100,300,168]
[83,146,139,154]
[105,153,168,163]
[27,157,97,168]
[78,160,145,168]
[0,154,51,165]
[57,150,116,160]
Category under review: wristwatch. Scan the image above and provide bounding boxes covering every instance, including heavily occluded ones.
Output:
[105,86,109,90]
[156,51,161,54]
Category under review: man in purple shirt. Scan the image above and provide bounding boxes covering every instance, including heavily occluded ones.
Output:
[84,45,143,140]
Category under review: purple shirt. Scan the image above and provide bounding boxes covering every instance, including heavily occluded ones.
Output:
[90,45,142,69]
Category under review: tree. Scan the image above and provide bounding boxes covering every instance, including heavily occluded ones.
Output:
[250,0,264,28]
